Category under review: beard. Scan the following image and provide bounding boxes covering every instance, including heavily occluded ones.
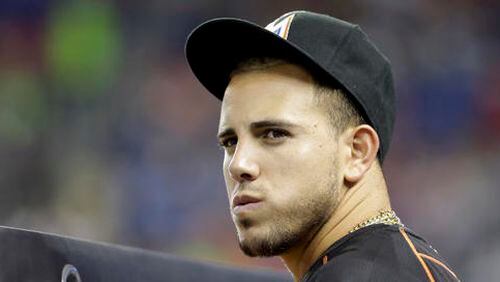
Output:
[235,177,339,257]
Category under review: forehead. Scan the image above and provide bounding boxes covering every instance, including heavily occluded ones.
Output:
[219,64,325,129]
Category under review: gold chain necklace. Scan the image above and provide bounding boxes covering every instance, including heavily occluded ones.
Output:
[350,210,403,233]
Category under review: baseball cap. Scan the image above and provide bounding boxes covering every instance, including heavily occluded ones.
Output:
[185,11,395,162]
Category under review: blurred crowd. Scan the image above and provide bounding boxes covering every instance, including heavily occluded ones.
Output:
[0,0,499,280]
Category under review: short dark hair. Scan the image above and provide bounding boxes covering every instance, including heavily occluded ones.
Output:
[230,57,365,134]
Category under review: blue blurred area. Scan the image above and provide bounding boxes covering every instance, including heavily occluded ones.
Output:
[0,0,499,280]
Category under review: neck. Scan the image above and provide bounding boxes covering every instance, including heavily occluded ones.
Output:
[280,168,391,281]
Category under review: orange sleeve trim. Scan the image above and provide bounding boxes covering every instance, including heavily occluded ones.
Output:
[419,253,459,280]
[322,255,328,265]
[399,227,435,282]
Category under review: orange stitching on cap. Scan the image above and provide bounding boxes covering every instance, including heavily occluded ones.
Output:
[419,253,459,280]
[399,227,435,282]
[322,255,328,265]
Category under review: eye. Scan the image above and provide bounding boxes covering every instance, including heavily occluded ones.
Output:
[262,128,290,140]
[218,137,237,149]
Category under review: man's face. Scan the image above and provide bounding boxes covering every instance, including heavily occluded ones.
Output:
[217,63,343,257]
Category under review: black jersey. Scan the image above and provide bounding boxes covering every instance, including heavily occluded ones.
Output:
[302,224,459,282]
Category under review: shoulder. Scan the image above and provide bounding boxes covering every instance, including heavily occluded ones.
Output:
[304,225,459,282]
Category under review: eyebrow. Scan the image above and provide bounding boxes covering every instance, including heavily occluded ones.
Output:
[217,119,302,139]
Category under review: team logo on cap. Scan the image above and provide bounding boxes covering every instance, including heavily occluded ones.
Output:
[265,13,296,40]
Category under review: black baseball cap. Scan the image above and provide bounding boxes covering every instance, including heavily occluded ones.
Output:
[185,11,395,162]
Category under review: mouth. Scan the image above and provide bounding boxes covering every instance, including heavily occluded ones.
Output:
[232,194,263,214]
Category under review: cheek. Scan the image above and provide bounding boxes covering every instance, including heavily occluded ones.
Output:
[268,140,337,197]
[222,155,234,198]
[277,139,334,174]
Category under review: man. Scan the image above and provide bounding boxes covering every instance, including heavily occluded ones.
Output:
[185,11,459,281]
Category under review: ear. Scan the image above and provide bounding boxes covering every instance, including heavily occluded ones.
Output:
[342,125,380,183]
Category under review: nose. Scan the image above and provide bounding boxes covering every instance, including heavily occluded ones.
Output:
[228,142,260,183]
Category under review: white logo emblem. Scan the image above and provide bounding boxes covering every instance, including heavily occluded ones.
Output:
[265,13,296,40]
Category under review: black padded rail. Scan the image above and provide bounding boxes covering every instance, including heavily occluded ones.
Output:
[0,226,289,282]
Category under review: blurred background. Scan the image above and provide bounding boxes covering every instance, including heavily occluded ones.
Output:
[0,0,499,280]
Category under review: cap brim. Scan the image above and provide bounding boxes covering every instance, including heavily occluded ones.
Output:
[185,18,329,100]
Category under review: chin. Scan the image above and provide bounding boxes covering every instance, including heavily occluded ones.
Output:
[238,236,282,257]
[235,223,298,257]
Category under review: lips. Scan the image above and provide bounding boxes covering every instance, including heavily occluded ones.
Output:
[232,194,262,209]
